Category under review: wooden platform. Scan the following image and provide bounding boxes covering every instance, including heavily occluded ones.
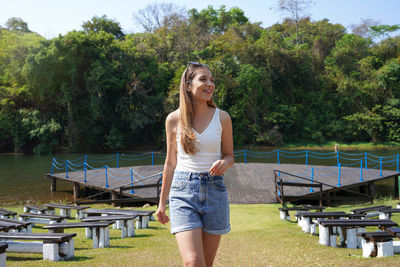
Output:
[47,163,399,204]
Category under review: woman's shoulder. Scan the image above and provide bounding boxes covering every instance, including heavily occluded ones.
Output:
[166,109,180,126]
[218,109,231,122]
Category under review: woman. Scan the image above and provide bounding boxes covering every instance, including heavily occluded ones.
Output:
[156,61,234,267]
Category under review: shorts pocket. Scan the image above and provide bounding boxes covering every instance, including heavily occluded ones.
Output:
[171,179,188,191]
[211,179,226,191]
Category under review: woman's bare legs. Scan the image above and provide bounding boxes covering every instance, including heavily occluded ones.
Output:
[175,228,222,267]
[176,228,205,267]
[202,232,221,267]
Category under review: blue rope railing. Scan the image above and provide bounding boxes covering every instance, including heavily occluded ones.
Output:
[50,150,400,189]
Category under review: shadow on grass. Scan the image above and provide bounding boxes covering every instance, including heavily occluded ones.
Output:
[109,245,134,249]
[7,255,92,261]
[147,226,167,230]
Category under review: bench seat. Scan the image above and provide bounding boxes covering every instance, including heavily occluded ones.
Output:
[296,212,363,234]
[81,215,137,238]
[43,221,114,248]
[44,204,89,219]
[0,232,76,261]
[19,213,67,225]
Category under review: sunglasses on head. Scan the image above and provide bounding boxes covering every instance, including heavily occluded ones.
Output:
[187,61,208,68]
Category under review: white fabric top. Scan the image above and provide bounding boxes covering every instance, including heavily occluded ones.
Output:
[176,108,222,173]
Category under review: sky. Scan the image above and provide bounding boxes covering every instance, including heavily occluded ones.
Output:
[1,0,399,39]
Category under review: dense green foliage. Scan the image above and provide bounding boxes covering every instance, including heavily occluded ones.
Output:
[0,7,400,154]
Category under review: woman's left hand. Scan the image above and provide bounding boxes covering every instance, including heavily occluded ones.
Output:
[209,160,227,176]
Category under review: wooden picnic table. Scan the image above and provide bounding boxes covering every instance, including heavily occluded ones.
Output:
[19,213,67,225]
[43,221,114,248]
[81,215,137,238]
[24,204,49,214]
[0,218,32,232]
[0,208,17,220]
[278,205,325,221]
[318,219,398,249]
[44,203,90,219]
[351,205,392,214]
[0,232,76,261]
[357,231,396,257]
[83,208,155,229]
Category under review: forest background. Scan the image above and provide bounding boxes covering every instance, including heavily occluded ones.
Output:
[1,2,400,154]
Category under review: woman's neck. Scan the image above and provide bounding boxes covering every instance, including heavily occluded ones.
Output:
[193,101,212,116]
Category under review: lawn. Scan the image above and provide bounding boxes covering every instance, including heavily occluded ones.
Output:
[2,200,400,266]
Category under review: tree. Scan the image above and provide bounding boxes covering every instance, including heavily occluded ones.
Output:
[133,3,186,32]
[369,24,400,41]
[349,18,379,39]
[5,17,30,32]
[273,0,314,43]
[82,15,125,39]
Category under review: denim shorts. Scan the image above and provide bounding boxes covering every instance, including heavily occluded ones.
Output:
[169,171,230,235]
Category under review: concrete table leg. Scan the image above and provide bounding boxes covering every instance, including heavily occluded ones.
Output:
[127,220,135,237]
[377,241,394,257]
[346,228,357,249]
[92,228,99,249]
[319,224,330,246]
[43,243,60,261]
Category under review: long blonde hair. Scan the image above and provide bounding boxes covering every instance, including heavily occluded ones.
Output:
[179,62,216,154]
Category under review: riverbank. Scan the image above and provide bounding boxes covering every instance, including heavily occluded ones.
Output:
[2,200,400,266]
[281,141,400,151]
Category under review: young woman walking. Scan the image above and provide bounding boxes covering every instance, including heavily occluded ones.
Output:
[156,61,234,267]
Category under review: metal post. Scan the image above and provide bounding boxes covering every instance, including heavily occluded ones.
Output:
[130,169,135,194]
[105,166,109,188]
[84,162,87,183]
[66,160,69,178]
[380,157,382,177]
[116,153,119,168]
[277,149,280,164]
[337,163,341,186]
[244,150,247,164]
[151,151,154,166]
[310,167,314,193]
[360,160,363,182]
[336,151,339,166]
[306,150,308,166]
[365,152,368,169]
[51,158,55,175]
[397,154,399,173]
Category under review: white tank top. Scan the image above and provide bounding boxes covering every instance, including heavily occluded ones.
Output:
[176,108,222,173]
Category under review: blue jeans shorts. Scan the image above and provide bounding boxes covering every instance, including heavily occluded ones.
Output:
[169,171,231,235]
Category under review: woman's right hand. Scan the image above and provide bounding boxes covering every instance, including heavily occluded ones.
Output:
[156,204,170,224]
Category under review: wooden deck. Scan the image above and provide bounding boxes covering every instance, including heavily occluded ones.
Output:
[47,163,399,204]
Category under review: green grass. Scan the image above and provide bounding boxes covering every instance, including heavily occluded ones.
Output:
[2,200,400,266]
[281,141,400,151]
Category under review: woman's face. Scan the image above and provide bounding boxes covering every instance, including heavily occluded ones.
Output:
[188,68,215,102]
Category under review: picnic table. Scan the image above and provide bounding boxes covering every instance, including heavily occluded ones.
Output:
[83,208,155,229]
[81,215,137,238]
[0,208,17,220]
[44,203,90,219]
[278,205,325,221]
[351,205,392,218]
[24,204,49,214]
[43,221,114,248]
[295,212,363,234]
[0,218,32,233]
[19,213,67,225]
[0,232,76,261]
[318,219,398,249]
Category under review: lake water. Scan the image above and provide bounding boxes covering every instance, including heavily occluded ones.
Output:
[1,148,399,204]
